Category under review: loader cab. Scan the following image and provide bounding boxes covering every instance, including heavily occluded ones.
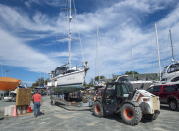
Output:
[103,82,133,102]
[116,82,133,98]
[104,81,133,99]
[101,81,134,115]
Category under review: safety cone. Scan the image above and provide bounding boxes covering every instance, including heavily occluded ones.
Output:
[12,106,17,117]
[27,106,32,113]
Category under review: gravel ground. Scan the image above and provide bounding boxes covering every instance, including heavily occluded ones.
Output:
[0,96,179,131]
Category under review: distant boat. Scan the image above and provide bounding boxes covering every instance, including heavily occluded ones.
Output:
[0,77,20,90]
[47,0,89,89]
[161,62,179,82]
[160,29,179,83]
[155,27,179,83]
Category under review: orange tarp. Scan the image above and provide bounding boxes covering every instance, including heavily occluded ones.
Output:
[0,77,20,91]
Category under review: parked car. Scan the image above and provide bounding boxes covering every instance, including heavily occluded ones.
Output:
[147,83,179,111]
[3,96,14,102]
[3,92,16,102]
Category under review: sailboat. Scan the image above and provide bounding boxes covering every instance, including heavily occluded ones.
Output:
[161,29,179,83]
[154,26,179,83]
[47,0,89,89]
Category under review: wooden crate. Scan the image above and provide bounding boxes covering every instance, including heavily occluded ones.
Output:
[16,88,32,106]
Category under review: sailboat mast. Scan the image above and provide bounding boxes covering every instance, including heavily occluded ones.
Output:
[155,23,162,81]
[169,29,175,62]
[68,0,72,68]
[96,27,100,83]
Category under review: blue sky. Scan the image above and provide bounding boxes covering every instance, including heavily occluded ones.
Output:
[0,0,179,85]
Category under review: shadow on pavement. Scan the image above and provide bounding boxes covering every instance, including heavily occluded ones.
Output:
[91,113,133,125]
[102,114,127,124]
[92,112,160,124]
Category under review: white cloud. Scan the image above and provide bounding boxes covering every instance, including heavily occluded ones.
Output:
[0,0,179,81]
[25,0,65,8]
[159,6,179,29]
[48,52,69,57]
[117,0,174,13]
[0,29,61,73]
[0,4,59,36]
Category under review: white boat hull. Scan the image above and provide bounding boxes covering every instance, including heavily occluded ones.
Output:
[47,81,58,87]
[162,71,179,82]
[47,69,86,88]
[56,70,85,87]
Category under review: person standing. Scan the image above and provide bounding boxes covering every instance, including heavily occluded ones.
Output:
[32,90,42,117]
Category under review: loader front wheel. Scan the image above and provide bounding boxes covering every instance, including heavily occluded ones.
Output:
[152,111,160,120]
[121,103,142,125]
[143,111,160,121]
[92,101,104,117]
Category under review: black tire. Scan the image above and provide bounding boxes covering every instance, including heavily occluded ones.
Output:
[120,103,142,125]
[152,111,160,120]
[144,112,159,121]
[92,101,104,117]
[169,100,178,111]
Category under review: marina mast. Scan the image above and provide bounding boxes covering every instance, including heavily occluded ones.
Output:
[155,23,162,81]
[169,29,175,62]
[68,0,72,68]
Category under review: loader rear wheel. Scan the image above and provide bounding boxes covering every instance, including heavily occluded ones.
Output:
[121,103,142,125]
[92,101,104,117]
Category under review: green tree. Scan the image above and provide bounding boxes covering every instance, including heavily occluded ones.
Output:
[31,77,48,88]
[125,71,139,75]
[94,75,106,82]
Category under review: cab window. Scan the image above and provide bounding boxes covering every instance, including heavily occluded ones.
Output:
[163,85,177,92]
[147,87,153,93]
[153,86,160,92]
[106,84,116,98]
[116,84,130,97]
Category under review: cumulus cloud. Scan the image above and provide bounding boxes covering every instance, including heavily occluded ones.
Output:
[0,29,61,73]
[0,4,56,31]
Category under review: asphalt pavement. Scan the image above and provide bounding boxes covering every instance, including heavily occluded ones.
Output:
[0,96,178,131]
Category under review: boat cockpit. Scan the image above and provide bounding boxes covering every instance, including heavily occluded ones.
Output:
[161,62,179,82]
[165,63,179,74]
